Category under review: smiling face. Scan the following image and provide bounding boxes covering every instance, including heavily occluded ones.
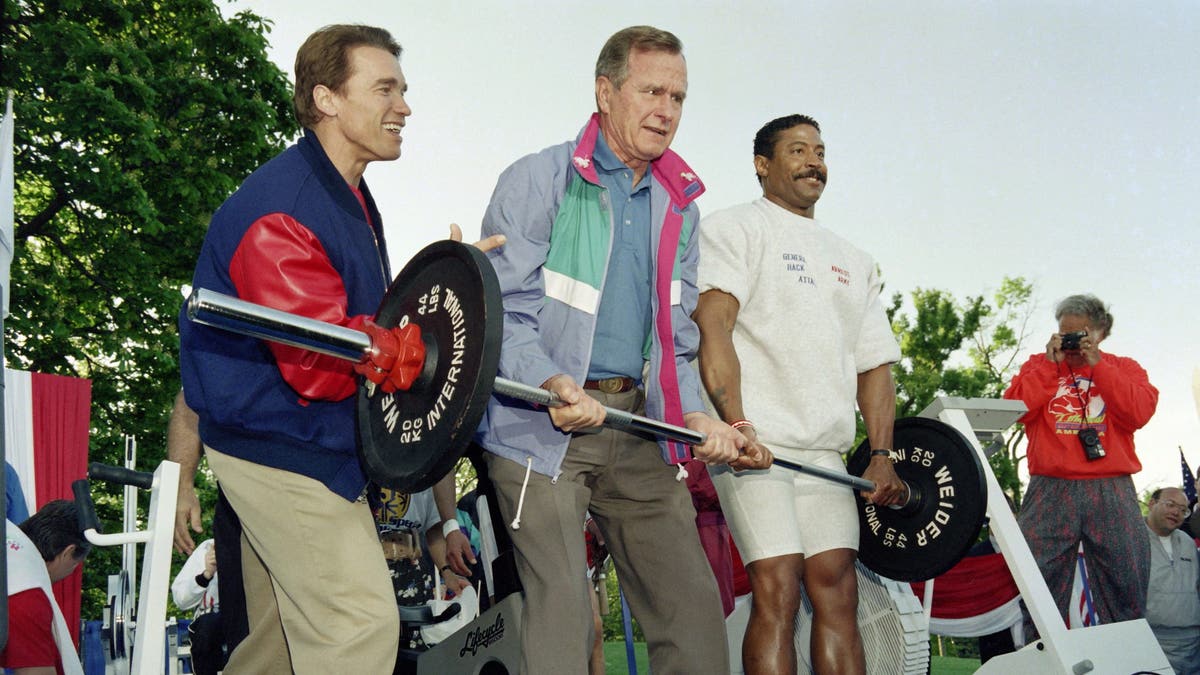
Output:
[1147,488,1189,536]
[596,48,687,183]
[312,45,411,185]
[756,123,827,218]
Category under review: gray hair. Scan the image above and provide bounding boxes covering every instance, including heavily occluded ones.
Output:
[595,26,683,89]
[1055,294,1114,337]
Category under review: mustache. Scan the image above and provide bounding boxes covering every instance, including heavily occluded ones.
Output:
[793,169,827,184]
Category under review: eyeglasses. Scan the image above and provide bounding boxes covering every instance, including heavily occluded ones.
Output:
[1158,500,1190,512]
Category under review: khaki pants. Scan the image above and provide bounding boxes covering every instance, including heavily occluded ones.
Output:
[206,447,398,674]
[486,388,730,675]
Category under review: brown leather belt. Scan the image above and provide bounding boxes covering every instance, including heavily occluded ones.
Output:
[583,376,636,394]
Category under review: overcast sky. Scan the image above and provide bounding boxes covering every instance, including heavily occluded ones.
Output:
[222,0,1199,493]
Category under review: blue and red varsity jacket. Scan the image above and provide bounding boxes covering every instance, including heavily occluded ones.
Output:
[179,130,391,501]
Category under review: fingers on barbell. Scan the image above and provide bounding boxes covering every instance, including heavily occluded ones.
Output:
[849,418,988,582]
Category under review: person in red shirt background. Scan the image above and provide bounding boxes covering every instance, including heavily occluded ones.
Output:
[2,500,91,675]
[1004,293,1158,630]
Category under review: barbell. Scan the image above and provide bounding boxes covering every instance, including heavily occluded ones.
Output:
[185,240,987,581]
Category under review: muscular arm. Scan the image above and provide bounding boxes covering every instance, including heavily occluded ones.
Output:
[693,289,768,469]
[694,289,746,422]
[857,364,896,451]
[856,364,905,505]
[168,390,203,555]
[424,527,470,595]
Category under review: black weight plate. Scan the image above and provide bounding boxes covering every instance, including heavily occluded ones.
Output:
[357,241,502,492]
[847,417,988,582]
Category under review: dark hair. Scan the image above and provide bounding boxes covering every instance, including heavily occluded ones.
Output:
[1054,294,1114,338]
[1150,487,1185,502]
[753,114,821,159]
[19,500,91,562]
[293,25,402,129]
[595,26,683,89]
[752,114,821,182]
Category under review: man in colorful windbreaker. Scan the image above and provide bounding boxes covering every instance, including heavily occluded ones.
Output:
[475,25,766,674]
[179,25,502,673]
[1005,293,1158,629]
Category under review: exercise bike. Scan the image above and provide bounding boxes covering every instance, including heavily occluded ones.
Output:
[72,457,179,675]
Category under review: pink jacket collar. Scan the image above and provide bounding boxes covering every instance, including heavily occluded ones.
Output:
[571,113,705,207]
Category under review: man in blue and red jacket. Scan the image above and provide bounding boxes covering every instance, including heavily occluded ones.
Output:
[179,25,501,673]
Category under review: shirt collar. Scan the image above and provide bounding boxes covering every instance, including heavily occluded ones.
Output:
[571,113,706,206]
[592,131,627,174]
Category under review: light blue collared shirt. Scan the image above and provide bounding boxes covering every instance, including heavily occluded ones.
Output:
[587,132,652,381]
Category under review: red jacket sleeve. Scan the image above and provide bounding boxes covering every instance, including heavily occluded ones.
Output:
[229,213,370,401]
[1003,354,1060,424]
[1091,355,1158,432]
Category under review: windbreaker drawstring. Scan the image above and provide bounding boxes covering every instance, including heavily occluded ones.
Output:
[510,456,534,530]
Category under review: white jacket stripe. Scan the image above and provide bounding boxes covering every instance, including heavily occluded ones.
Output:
[544,268,600,314]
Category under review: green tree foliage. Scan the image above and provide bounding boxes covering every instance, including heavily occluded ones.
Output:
[889,288,989,419]
[2,0,297,617]
[884,276,1036,505]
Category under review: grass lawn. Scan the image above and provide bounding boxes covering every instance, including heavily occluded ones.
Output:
[929,655,982,673]
[603,641,649,673]
[601,642,980,673]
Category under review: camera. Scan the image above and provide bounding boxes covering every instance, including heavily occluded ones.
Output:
[1079,427,1106,461]
[1060,330,1087,351]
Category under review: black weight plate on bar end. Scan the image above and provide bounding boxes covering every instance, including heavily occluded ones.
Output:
[356,240,502,492]
[847,417,988,582]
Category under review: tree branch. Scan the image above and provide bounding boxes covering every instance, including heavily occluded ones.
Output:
[14,190,70,241]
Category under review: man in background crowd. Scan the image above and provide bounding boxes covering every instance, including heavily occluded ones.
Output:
[2,500,90,675]
[1144,486,1200,673]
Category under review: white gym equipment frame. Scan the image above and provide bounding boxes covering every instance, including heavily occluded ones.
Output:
[924,397,1170,674]
[78,456,179,675]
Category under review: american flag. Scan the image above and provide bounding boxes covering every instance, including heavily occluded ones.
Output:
[1181,447,1198,509]
[1069,544,1096,628]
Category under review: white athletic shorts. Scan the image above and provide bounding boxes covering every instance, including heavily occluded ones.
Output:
[709,448,859,564]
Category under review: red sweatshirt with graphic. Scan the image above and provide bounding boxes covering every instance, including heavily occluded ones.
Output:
[1004,352,1158,479]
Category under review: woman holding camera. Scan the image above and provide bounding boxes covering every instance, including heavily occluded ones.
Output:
[1004,293,1159,629]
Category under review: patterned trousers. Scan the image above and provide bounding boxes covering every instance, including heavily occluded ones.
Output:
[1019,474,1150,626]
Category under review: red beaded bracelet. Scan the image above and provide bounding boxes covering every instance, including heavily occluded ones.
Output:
[730,419,755,430]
